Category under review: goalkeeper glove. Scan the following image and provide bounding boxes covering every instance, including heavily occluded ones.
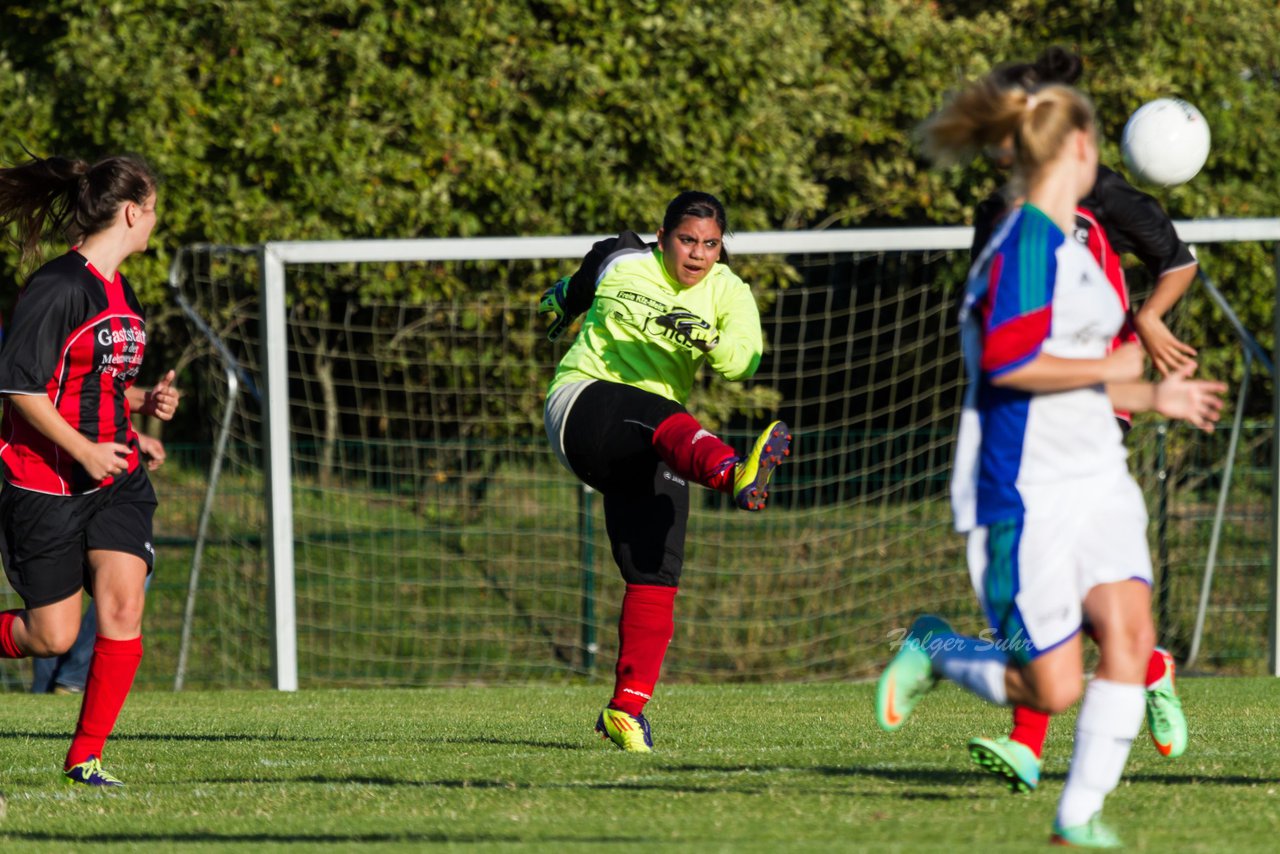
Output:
[538,276,573,341]
[653,310,719,353]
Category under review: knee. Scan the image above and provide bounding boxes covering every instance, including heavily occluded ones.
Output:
[1031,679,1083,716]
[27,623,79,657]
[1098,620,1156,670]
[95,597,145,636]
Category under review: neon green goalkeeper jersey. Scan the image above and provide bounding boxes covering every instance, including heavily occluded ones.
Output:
[548,231,763,405]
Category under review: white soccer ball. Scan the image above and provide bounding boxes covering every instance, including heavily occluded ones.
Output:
[1121,98,1210,186]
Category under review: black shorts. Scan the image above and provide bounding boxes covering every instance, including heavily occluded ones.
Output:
[0,466,157,608]
[560,381,689,587]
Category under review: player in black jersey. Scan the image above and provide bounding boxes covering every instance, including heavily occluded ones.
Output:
[974,47,1199,377]
[963,46,1195,799]
[0,153,180,786]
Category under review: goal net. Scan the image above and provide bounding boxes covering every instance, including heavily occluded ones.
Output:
[164,224,1279,690]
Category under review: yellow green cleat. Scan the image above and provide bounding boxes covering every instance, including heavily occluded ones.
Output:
[64,756,124,787]
[595,706,654,753]
[733,421,791,511]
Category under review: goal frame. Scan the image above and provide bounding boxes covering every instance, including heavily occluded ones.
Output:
[251,219,1280,690]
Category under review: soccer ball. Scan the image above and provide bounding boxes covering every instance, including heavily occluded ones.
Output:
[1120,98,1210,186]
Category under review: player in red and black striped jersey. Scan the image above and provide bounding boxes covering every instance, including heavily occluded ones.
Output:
[0,153,180,787]
[0,249,151,494]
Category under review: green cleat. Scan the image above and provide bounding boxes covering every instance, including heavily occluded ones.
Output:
[875,615,951,732]
[1050,813,1123,848]
[64,756,124,787]
[968,735,1041,793]
[1146,647,1187,758]
[595,706,654,753]
[733,421,791,511]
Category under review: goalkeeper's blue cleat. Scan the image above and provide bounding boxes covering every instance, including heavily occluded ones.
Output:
[968,735,1041,793]
[875,615,950,732]
[1146,647,1187,758]
[595,706,654,753]
[1050,813,1123,848]
[64,756,124,787]
[733,421,791,511]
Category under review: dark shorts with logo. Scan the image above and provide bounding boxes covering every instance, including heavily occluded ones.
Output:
[0,466,156,608]
[560,380,689,588]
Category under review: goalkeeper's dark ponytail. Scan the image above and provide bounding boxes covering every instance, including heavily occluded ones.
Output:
[0,152,157,267]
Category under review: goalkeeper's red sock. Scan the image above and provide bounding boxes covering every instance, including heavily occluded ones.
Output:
[610,585,677,717]
[1009,705,1050,758]
[65,635,142,769]
[652,413,737,492]
[0,610,25,658]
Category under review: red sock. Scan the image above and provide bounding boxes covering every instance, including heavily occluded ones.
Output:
[651,413,737,492]
[65,635,143,769]
[1146,647,1173,688]
[610,585,677,716]
[0,610,25,658]
[1009,705,1050,758]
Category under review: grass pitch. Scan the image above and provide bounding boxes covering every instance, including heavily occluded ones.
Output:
[0,679,1276,851]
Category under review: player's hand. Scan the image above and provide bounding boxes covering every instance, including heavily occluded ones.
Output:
[538,276,573,342]
[1154,362,1227,432]
[142,370,181,421]
[1101,342,1144,383]
[1133,312,1197,377]
[652,310,719,353]
[137,433,167,471]
[79,441,132,481]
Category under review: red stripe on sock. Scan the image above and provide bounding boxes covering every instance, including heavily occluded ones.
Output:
[0,610,25,659]
[652,413,737,493]
[65,635,143,769]
[611,585,677,716]
[1010,705,1050,758]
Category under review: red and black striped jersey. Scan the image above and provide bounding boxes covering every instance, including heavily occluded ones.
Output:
[0,250,146,495]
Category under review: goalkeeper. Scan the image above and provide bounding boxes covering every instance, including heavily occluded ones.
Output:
[539,190,790,753]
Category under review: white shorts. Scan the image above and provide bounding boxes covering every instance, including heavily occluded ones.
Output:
[967,471,1152,664]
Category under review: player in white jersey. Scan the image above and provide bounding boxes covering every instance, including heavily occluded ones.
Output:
[873,72,1225,848]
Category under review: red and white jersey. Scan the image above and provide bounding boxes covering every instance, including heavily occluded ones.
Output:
[0,251,146,495]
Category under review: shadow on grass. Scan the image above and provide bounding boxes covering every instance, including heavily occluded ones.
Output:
[0,730,328,743]
[0,732,585,749]
[0,831,639,845]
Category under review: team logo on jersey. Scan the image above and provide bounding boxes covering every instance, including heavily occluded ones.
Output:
[95,321,146,380]
[97,327,147,347]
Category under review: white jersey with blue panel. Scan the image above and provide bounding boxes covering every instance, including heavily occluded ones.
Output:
[951,204,1130,533]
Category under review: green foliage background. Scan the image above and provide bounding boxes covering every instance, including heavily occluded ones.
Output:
[0,0,1277,395]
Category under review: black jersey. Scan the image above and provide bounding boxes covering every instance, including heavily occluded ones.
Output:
[971,165,1197,278]
[0,251,145,495]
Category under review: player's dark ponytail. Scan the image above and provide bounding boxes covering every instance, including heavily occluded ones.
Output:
[0,153,157,266]
[990,46,1084,92]
[661,191,731,263]
[1031,46,1084,87]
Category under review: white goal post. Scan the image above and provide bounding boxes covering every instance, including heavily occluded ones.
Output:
[248,219,1280,691]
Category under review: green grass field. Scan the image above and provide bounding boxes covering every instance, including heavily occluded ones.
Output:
[0,679,1276,851]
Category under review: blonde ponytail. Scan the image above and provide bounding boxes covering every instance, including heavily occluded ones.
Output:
[919,73,1095,178]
